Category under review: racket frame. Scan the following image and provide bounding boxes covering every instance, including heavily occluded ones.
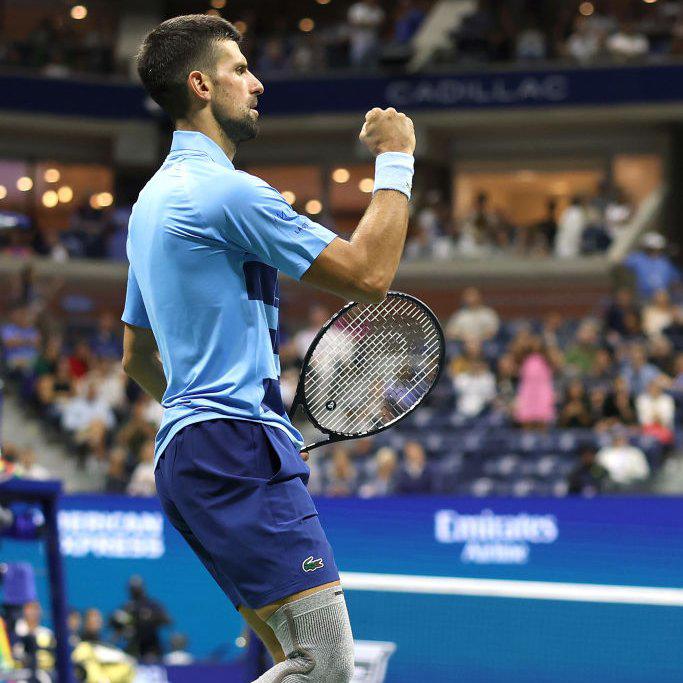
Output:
[288,291,445,451]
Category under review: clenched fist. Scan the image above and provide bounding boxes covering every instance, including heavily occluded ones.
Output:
[359,107,415,157]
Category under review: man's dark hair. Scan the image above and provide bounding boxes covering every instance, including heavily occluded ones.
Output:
[136,14,242,121]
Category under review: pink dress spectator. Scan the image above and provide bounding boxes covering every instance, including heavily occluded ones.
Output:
[514,353,556,425]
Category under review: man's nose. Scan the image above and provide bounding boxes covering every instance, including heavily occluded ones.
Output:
[251,76,264,96]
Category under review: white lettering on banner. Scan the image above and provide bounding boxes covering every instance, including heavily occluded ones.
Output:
[434,509,559,565]
[58,510,165,559]
[386,75,569,108]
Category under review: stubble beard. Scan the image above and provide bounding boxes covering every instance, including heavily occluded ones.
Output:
[211,101,259,147]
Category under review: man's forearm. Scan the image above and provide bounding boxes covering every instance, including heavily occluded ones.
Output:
[125,354,167,403]
[350,189,409,294]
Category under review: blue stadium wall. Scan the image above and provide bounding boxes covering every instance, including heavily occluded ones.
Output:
[3,494,683,682]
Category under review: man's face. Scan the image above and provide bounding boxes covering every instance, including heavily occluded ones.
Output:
[208,40,264,144]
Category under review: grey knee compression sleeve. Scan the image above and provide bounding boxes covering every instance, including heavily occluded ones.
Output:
[252,586,355,683]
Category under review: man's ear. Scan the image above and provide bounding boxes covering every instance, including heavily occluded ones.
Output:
[188,70,212,104]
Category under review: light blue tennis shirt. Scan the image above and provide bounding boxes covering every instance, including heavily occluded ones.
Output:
[122,130,337,466]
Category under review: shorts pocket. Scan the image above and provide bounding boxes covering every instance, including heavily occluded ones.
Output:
[263,428,317,524]
[266,476,318,525]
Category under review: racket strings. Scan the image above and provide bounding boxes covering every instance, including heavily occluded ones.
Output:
[303,296,442,435]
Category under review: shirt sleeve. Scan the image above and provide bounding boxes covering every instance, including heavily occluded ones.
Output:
[121,267,151,329]
[219,173,337,281]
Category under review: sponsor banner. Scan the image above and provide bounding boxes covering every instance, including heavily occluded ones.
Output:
[2,64,683,120]
[4,495,683,682]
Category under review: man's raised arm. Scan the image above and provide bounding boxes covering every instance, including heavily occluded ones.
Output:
[302,107,416,304]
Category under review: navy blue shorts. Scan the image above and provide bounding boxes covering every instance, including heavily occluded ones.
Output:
[154,418,339,609]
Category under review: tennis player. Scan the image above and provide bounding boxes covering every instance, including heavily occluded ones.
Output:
[122,14,415,682]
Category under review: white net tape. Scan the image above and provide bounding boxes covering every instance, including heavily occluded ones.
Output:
[303,296,442,435]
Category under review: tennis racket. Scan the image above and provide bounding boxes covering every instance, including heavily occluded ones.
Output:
[288,291,445,451]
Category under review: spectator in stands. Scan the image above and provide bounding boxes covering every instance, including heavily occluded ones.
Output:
[359,447,398,498]
[67,340,92,380]
[15,448,51,481]
[457,191,507,256]
[664,307,683,350]
[636,377,675,446]
[89,312,122,360]
[596,429,650,488]
[453,359,497,417]
[448,338,485,376]
[514,336,556,429]
[671,352,683,390]
[649,335,676,376]
[347,0,385,67]
[115,397,157,461]
[105,447,129,494]
[606,22,649,61]
[325,446,358,497]
[602,377,638,428]
[565,319,601,376]
[127,439,156,496]
[558,379,593,428]
[89,357,127,417]
[568,445,610,496]
[533,198,558,254]
[394,441,434,494]
[60,380,115,465]
[588,386,610,427]
[12,601,56,674]
[0,306,40,378]
[494,352,517,416]
[642,289,677,339]
[554,196,586,258]
[604,287,640,341]
[587,347,615,388]
[391,0,426,45]
[445,287,500,342]
[565,15,603,63]
[515,20,547,61]
[620,343,662,395]
[624,232,681,301]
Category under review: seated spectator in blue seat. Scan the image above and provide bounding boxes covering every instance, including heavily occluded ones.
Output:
[0,305,40,379]
[596,427,650,489]
[359,447,397,498]
[604,287,640,341]
[324,446,358,497]
[620,343,662,395]
[452,359,496,418]
[636,377,675,448]
[445,287,500,343]
[664,308,683,351]
[568,445,610,496]
[602,377,638,428]
[395,441,434,495]
[558,379,593,429]
[624,232,681,301]
[89,312,122,360]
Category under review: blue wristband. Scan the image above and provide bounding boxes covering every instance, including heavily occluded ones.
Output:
[373,152,415,200]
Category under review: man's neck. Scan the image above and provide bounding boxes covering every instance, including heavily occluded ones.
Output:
[175,117,236,161]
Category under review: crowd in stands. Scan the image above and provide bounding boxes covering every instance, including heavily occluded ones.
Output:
[0,174,637,264]
[3,0,683,82]
[1,232,681,498]
[437,0,683,67]
[405,180,633,260]
[0,15,115,77]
